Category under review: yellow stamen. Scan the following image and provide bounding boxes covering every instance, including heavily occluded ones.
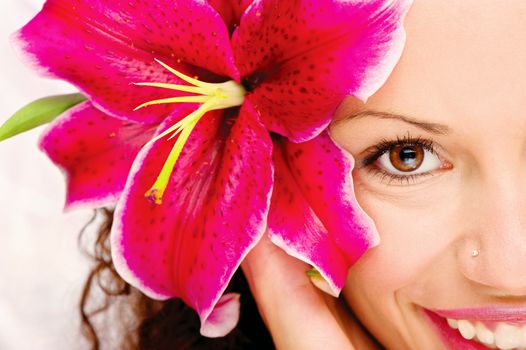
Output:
[144,115,200,205]
[134,96,210,111]
[132,82,205,95]
[134,59,246,205]
[145,98,216,147]
[154,59,217,89]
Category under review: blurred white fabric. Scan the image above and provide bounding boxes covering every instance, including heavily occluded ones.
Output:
[0,1,93,349]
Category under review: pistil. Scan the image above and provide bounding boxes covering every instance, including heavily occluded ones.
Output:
[134,59,246,205]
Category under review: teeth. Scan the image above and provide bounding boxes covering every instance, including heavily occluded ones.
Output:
[446,318,526,349]
[447,318,459,329]
[495,323,521,349]
[476,321,495,345]
[458,319,476,340]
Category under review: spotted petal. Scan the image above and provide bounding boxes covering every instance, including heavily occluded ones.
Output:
[111,102,273,337]
[268,131,378,295]
[16,0,238,123]
[207,0,254,32]
[233,0,412,142]
[39,102,156,209]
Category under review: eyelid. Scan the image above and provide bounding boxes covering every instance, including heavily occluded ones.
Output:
[360,135,435,167]
[376,147,441,176]
[356,135,451,186]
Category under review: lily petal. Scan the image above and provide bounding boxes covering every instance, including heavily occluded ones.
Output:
[16,0,238,123]
[268,132,379,295]
[233,0,412,142]
[39,102,156,210]
[111,101,273,336]
[207,0,254,32]
[200,292,240,337]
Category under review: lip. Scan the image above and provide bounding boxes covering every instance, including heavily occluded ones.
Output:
[431,307,526,323]
[422,308,490,350]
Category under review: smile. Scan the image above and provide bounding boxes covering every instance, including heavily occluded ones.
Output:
[446,318,526,349]
[424,308,526,350]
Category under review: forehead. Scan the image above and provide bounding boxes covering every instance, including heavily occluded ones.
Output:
[357,0,526,127]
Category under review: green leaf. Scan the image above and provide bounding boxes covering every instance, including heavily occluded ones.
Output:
[0,93,86,142]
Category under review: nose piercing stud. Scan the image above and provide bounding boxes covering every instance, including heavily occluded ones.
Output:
[471,249,479,257]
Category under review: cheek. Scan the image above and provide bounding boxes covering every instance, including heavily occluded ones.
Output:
[343,177,463,327]
[341,188,457,347]
[350,198,450,288]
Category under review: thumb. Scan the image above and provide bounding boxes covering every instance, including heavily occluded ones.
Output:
[242,234,355,350]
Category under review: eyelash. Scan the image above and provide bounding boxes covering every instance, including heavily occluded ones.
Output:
[360,134,438,185]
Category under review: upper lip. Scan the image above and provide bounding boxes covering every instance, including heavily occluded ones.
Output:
[430,306,526,322]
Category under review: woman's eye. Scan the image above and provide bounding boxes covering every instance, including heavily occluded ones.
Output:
[376,144,441,176]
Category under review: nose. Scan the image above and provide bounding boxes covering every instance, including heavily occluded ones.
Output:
[458,170,526,294]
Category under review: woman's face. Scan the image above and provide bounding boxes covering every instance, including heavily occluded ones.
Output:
[330,1,526,349]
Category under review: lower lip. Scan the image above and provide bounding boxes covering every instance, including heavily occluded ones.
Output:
[422,309,491,350]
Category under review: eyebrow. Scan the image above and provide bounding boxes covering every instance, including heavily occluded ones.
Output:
[336,110,450,135]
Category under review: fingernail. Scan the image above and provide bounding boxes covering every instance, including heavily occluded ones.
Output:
[307,268,338,297]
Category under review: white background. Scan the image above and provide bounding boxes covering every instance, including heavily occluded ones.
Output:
[0,1,93,349]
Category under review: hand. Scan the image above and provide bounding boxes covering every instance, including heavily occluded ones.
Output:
[242,234,379,350]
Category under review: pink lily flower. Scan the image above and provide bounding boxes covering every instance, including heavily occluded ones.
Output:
[16,0,412,337]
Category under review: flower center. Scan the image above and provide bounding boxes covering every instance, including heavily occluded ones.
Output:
[134,59,246,205]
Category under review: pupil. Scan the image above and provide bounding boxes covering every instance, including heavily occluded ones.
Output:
[399,147,417,163]
[389,144,424,172]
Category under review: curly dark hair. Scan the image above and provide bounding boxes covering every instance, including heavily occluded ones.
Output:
[79,209,274,350]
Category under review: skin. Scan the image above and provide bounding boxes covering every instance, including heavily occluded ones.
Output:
[244,1,526,349]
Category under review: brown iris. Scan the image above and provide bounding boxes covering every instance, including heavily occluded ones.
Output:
[389,145,424,172]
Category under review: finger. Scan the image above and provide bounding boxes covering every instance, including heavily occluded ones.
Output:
[242,234,356,350]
